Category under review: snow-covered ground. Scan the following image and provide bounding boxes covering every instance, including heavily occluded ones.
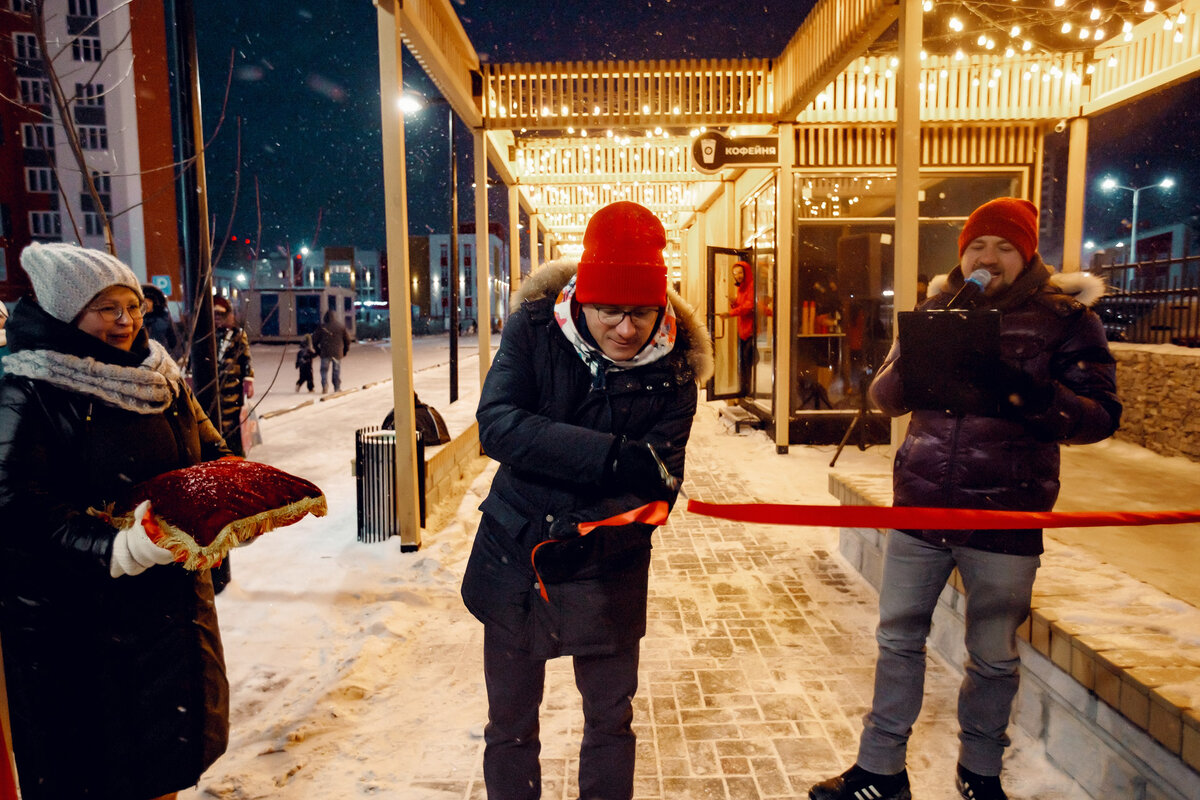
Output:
[171,334,1191,800]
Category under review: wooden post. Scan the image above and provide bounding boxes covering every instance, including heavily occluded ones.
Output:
[377,0,422,549]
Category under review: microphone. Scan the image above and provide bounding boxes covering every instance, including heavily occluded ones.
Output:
[946,268,993,309]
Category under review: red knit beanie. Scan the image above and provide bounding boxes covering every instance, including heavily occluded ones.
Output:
[958,197,1039,263]
[575,201,668,307]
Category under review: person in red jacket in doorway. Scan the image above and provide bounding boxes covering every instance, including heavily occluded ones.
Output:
[809,197,1122,800]
[719,260,755,395]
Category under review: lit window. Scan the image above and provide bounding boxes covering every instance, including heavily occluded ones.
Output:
[25,167,57,193]
[72,36,102,63]
[76,83,105,106]
[78,125,108,150]
[29,211,62,240]
[69,0,99,16]
[13,32,40,62]
[84,212,105,237]
[21,123,55,149]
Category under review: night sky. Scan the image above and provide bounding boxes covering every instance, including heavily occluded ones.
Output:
[193,0,813,255]
[193,0,1197,258]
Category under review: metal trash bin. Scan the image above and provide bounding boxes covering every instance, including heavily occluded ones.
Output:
[354,426,425,543]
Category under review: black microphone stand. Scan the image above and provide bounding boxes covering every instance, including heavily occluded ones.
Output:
[830,298,880,467]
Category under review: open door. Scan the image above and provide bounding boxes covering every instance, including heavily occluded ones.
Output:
[706,246,752,401]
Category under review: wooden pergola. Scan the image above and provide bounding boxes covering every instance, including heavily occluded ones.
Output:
[372,0,1200,543]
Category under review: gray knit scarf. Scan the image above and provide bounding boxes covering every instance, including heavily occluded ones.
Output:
[2,339,182,414]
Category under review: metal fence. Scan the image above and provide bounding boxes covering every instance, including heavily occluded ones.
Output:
[1091,258,1200,347]
[354,427,425,543]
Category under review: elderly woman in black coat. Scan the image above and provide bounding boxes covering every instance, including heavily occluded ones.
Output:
[462,201,713,800]
[0,243,230,800]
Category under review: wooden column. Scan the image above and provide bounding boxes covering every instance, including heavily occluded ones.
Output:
[376,0,421,549]
[474,128,493,383]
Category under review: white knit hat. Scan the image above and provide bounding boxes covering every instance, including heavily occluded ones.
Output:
[19,243,144,323]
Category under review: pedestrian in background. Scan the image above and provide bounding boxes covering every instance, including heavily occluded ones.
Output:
[461,200,713,800]
[809,198,1121,800]
[0,300,9,380]
[295,332,316,392]
[718,259,755,395]
[313,308,350,393]
[211,294,254,594]
[141,282,180,358]
[0,243,230,800]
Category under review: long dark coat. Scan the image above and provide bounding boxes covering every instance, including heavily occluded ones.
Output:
[0,299,231,800]
[870,259,1122,555]
[461,263,713,659]
[215,324,253,454]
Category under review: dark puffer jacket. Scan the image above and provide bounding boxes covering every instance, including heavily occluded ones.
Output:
[870,259,1122,555]
[461,262,713,658]
[0,299,230,800]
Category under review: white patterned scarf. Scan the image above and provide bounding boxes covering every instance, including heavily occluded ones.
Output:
[3,339,183,414]
[552,276,677,388]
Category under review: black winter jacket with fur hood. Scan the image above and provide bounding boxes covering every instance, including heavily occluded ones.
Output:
[870,258,1122,555]
[461,262,712,657]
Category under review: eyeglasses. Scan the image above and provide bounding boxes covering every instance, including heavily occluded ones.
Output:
[589,306,661,326]
[88,301,148,323]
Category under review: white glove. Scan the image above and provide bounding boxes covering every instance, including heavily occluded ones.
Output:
[110,499,175,578]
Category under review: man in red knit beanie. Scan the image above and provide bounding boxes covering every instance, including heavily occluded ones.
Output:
[463,200,713,800]
[810,196,1121,800]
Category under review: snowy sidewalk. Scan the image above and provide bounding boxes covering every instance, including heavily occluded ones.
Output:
[178,368,1094,799]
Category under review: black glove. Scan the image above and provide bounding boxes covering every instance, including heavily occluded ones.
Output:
[968,360,1054,418]
[548,513,584,540]
[607,437,680,498]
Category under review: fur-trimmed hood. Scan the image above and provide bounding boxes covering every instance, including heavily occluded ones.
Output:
[928,257,1107,308]
[516,258,714,384]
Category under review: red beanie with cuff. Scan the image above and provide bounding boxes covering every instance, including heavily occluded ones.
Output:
[958,197,1039,263]
[575,201,668,307]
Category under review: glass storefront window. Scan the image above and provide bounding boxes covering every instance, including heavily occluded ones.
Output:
[789,171,1022,420]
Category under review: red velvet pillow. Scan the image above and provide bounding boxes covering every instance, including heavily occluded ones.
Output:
[115,459,327,570]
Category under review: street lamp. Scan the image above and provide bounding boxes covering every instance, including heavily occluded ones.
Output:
[1101,175,1175,263]
[402,91,459,402]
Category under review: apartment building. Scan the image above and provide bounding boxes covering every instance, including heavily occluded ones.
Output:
[0,0,182,304]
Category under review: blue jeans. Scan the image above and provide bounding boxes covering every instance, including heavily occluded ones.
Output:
[482,625,640,800]
[319,356,341,392]
[857,531,1040,776]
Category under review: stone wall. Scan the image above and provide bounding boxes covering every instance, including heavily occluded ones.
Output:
[424,421,480,512]
[1111,344,1200,462]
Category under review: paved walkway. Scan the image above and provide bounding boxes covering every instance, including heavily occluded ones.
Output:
[391,424,1085,800]
[211,342,1103,799]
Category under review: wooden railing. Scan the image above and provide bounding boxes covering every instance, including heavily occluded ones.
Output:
[795,53,1086,124]
[772,0,899,119]
[513,136,718,184]
[793,123,1041,168]
[1086,0,1200,114]
[480,59,773,130]
[394,0,480,123]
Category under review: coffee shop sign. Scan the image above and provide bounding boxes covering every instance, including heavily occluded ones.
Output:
[691,131,779,174]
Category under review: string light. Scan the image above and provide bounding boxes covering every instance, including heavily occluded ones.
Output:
[916,0,1170,59]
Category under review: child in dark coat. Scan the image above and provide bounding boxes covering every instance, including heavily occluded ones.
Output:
[295,333,316,392]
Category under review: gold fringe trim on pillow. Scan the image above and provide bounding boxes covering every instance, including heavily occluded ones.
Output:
[114,494,328,571]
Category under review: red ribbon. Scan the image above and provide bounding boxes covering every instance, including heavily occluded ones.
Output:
[686,500,1200,530]
[532,501,670,601]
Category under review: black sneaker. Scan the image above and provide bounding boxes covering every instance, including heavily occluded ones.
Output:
[956,764,1008,800]
[809,764,912,800]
